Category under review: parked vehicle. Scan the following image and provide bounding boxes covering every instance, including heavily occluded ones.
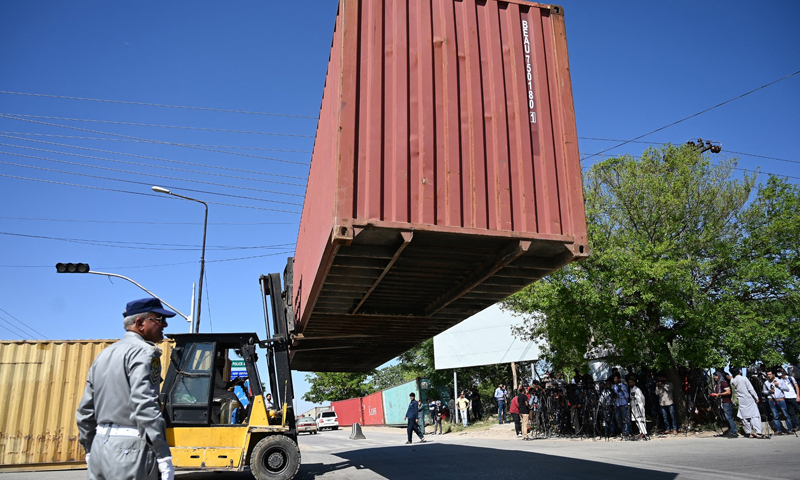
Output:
[296,416,318,435]
[316,411,339,430]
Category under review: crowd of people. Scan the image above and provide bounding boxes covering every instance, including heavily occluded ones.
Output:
[424,364,800,441]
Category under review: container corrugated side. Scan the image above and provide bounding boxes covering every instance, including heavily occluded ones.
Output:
[381,379,422,426]
[360,391,385,426]
[0,339,172,471]
[330,397,363,426]
[292,0,588,372]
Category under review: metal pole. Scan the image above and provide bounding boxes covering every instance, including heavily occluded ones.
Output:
[195,201,208,334]
[453,369,458,424]
[151,186,208,333]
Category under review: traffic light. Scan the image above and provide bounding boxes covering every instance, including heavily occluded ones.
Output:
[55,263,91,273]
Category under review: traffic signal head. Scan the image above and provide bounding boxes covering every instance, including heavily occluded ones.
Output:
[55,263,90,273]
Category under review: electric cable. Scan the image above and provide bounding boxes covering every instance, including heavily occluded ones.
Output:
[0,314,34,340]
[0,231,295,251]
[0,113,315,138]
[581,69,800,161]
[0,90,318,119]
[0,216,296,226]
[0,132,313,153]
[0,307,48,340]
[0,132,312,153]
[0,173,301,214]
[0,251,295,269]
[0,134,307,185]
[0,146,305,197]
[0,155,304,206]
[0,114,312,166]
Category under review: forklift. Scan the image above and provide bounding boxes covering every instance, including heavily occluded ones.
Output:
[159,268,301,480]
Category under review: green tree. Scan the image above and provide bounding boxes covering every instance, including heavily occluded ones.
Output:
[301,371,373,403]
[504,144,759,426]
[398,338,514,407]
[730,176,800,364]
[369,363,414,391]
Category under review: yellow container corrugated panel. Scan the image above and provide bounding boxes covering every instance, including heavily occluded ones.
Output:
[0,339,172,470]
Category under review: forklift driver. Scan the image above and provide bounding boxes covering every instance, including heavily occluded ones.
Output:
[212,355,244,424]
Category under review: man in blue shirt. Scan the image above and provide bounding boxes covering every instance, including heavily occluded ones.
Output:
[404,393,427,444]
[612,375,631,435]
[494,384,509,424]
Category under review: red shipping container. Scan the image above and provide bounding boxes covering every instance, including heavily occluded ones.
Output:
[292,0,588,372]
[331,397,364,426]
[361,391,386,426]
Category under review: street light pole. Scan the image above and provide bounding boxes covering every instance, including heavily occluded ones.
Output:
[152,186,208,333]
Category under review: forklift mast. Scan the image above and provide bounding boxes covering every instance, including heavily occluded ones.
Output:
[259,257,296,423]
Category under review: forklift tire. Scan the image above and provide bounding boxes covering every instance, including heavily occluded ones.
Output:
[250,435,300,480]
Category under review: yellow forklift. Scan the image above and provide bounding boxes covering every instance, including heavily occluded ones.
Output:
[160,271,301,480]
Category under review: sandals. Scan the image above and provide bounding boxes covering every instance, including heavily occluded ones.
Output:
[748,433,765,439]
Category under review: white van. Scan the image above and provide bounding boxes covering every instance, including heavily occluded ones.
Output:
[316,411,339,430]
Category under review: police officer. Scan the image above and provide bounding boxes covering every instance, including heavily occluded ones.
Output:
[76,298,176,480]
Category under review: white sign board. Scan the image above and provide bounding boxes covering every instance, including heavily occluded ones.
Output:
[433,304,542,370]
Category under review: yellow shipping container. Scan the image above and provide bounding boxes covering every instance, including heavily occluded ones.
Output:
[0,339,172,471]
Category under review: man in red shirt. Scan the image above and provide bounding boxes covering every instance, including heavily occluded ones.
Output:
[710,370,738,438]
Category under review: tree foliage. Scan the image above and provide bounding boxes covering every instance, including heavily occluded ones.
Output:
[503,144,800,424]
[301,371,372,403]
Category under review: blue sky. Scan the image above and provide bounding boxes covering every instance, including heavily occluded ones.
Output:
[1,1,798,415]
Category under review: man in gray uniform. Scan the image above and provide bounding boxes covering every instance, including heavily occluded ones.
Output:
[76,298,176,480]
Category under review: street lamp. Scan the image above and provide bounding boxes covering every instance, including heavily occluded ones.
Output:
[152,186,208,333]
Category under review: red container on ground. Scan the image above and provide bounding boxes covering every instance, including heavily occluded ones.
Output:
[292,0,588,372]
[361,391,386,426]
[331,397,363,426]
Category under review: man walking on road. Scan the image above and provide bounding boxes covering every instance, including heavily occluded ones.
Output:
[404,393,426,444]
[76,297,177,480]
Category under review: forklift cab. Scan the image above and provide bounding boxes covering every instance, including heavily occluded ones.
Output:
[162,333,266,427]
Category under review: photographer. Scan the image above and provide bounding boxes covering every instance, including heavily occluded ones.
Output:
[612,375,631,436]
[655,374,678,434]
[762,368,793,435]
[710,370,738,438]
[598,380,616,436]
[778,367,799,432]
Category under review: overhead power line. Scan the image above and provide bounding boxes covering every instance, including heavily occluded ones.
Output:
[581,69,800,162]
[0,250,296,269]
[0,132,313,153]
[0,153,304,206]
[0,90,318,119]
[0,307,48,340]
[0,216,297,226]
[0,173,301,214]
[0,145,305,197]
[0,114,312,166]
[578,137,800,167]
[0,133,307,183]
[0,113,315,138]
[0,231,294,251]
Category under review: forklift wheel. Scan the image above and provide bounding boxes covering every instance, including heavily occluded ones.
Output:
[250,435,300,480]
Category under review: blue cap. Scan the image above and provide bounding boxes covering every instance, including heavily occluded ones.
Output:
[123,298,177,318]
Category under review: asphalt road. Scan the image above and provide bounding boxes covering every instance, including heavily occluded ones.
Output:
[2,427,798,479]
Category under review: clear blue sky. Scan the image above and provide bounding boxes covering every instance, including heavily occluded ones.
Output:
[1,1,798,415]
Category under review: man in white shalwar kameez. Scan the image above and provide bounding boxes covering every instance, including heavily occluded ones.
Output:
[628,376,648,436]
[730,368,763,437]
